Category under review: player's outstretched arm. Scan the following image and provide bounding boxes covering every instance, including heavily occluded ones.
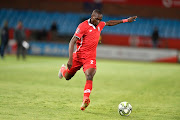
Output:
[105,16,137,26]
[67,36,78,69]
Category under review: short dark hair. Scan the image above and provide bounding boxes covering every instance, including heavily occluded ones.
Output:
[93,9,102,15]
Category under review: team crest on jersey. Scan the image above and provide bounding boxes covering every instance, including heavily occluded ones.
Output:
[89,29,92,32]
[76,28,80,34]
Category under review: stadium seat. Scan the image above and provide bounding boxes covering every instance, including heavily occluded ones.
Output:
[0,8,180,39]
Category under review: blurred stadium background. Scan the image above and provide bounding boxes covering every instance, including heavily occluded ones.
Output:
[0,0,180,120]
[0,0,180,62]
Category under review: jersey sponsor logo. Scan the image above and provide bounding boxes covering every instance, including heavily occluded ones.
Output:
[84,89,91,93]
[89,29,92,32]
[76,28,80,34]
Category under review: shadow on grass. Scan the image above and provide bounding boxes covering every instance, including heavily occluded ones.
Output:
[84,111,112,118]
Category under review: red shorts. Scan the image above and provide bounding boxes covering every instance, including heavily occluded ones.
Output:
[67,53,96,75]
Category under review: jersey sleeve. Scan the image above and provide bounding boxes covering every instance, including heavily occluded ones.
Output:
[99,21,106,31]
[74,23,86,39]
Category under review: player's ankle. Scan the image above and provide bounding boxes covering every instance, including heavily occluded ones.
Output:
[83,96,89,101]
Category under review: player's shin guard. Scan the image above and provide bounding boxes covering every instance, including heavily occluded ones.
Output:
[83,80,93,100]
[81,80,92,110]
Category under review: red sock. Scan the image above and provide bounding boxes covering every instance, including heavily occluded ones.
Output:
[61,67,67,77]
[83,80,93,101]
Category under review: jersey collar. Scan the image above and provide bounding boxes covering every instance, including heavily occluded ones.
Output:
[88,19,96,29]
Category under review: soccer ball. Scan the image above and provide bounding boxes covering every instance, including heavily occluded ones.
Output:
[118,102,132,116]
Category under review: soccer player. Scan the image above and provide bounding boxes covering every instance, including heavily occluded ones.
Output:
[58,9,137,111]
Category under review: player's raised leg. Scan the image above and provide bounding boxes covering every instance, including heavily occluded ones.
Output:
[58,64,75,80]
[81,68,96,111]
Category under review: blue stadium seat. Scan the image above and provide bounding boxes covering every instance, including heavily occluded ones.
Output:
[0,8,180,39]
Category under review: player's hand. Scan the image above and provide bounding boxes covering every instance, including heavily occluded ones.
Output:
[67,59,73,69]
[128,16,137,22]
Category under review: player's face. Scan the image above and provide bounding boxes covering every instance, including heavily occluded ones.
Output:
[91,13,103,26]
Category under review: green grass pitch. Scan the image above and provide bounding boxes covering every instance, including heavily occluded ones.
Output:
[0,55,180,120]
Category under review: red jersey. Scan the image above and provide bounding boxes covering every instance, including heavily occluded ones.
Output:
[74,19,106,59]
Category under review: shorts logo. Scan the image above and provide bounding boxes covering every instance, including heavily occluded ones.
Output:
[90,60,94,64]
[84,89,91,93]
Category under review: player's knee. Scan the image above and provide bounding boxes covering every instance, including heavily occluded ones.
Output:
[86,74,94,80]
[65,78,70,80]
[64,75,73,80]
[65,76,71,80]
[64,74,73,80]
